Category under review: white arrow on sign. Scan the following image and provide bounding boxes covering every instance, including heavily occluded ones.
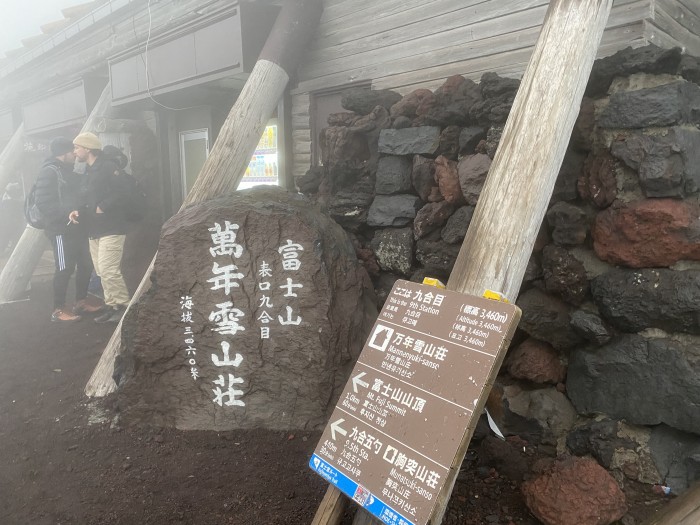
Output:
[330,418,347,441]
[352,371,369,393]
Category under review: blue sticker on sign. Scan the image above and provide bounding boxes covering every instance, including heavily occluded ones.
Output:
[309,454,416,525]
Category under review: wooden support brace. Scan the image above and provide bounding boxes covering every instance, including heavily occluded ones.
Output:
[85,0,325,397]
[641,483,700,525]
[315,0,614,524]
[0,123,25,194]
[310,483,348,525]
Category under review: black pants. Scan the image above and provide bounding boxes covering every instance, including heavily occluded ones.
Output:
[46,230,94,309]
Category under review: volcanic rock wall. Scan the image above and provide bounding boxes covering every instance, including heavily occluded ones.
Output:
[297,45,700,504]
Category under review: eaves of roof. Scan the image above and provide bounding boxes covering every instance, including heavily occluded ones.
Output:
[0,0,140,80]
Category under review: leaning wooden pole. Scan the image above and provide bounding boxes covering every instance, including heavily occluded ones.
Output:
[85,0,324,397]
[641,482,700,525]
[0,123,25,193]
[432,0,613,522]
[323,1,616,524]
[0,85,113,303]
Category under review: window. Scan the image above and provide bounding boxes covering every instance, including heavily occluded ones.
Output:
[179,129,209,195]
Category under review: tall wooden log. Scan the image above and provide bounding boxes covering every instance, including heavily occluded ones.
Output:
[317,1,615,524]
[437,1,613,523]
[85,0,324,397]
[641,482,700,525]
[0,227,48,299]
[310,486,347,525]
[0,123,25,194]
[0,85,113,304]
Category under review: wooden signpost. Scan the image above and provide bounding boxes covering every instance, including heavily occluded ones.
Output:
[312,0,614,523]
[310,280,520,525]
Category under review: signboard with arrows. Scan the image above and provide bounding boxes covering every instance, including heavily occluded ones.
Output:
[310,279,520,525]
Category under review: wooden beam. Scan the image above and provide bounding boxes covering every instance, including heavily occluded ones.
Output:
[0,123,25,195]
[641,483,700,525]
[0,85,114,304]
[85,0,325,397]
[316,1,614,524]
[0,227,48,300]
[434,0,613,522]
[310,483,348,525]
[86,258,155,397]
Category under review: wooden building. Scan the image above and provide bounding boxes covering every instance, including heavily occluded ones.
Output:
[0,0,698,220]
[290,0,700,180]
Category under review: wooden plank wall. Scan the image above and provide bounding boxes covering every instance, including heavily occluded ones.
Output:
[291,0,700,180]
[0,0,232,104]
[649,0,700,55]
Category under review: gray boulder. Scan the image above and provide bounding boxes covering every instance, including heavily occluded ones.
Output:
[115,187,377,431]
[546,202,589,246]
[341,88,402,115]
[378,127,442,156]
[441,205,474,244]
[415,234,461,273]
[599,81,700,129]
[586,45,683,97]
[516,288,583,350]
[375,155,413,195]
[370,228,414,276]
[567,334,700,435]
[649,424,700,494]
[570,308,614,346]
[591,269,700,334]
[367,194,423,227]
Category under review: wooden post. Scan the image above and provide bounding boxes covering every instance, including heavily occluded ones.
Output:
[0,227,48,298]
[310,485,347,525]
[641,483,700,525]
[85,0,325,397]
[0,123,25,194]
[0,85,114,304]
[316,1,615,524]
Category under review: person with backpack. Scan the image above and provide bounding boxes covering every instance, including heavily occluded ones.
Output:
[35,137,102,322]
[69,132,133,324]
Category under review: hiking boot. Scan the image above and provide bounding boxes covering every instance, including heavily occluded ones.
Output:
[73,299,106,315]
[51,308,82,323]
[94,306,126,324]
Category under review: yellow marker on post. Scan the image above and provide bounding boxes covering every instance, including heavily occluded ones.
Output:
[421,277,446,289]
[482,289,510,303]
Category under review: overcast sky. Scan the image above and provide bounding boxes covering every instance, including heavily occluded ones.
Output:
[0,0,72,57]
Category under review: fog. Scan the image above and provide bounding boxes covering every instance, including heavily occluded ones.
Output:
[0,0,72,57]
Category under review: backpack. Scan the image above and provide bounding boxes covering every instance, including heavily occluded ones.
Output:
[24,184,46,229]
[120,171,148,223]
[24,165,63,230]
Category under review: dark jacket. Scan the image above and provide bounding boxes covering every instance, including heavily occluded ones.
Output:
[35,158,88,235]
[84,153,132,238]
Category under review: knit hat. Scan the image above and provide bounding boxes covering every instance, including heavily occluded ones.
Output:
[102,145,129,170]
[73,132,102,151]
[50,136,74,156]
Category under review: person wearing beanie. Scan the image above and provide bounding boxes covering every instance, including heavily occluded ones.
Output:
[73,131,103,151]
[35,136,101,322]
[69,132,132,324]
